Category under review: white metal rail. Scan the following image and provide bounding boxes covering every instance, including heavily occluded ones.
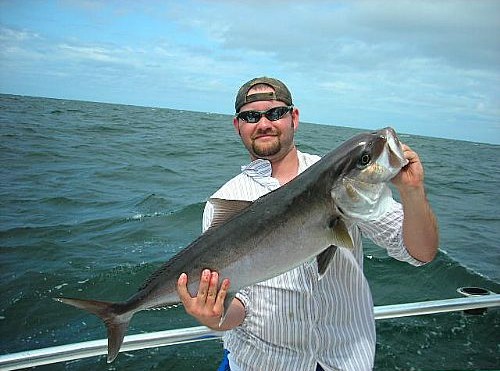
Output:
[1,294,498,370]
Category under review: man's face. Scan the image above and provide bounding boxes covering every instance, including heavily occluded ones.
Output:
[233,87,298,161]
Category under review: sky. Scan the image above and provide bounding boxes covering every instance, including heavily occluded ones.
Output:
[1,0,499,144]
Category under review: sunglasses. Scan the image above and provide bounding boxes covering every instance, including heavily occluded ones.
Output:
[236,106,293,123]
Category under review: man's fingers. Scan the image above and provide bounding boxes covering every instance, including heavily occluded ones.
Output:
[214,278,230,312]
[206,271,219,304]
[196,269,211,302]
[177,273,190,303]
[401,144,418,162]
[178,270,230,323]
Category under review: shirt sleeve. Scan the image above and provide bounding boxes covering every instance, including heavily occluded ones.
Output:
[235,288,251,320]
[356,198,426,266]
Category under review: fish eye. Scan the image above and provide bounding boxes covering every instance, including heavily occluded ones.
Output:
[358,152,371,167]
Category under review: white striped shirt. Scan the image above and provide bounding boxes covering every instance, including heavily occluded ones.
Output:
[203,151,424,371]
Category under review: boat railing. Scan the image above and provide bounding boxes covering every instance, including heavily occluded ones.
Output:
[1,294,498,370]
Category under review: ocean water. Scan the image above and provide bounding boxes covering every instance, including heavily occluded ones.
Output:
[0,94,499,370]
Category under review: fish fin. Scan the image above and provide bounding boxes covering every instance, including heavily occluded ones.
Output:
[54,297,132,363]
[218,293,236,328]
[209,198,252,229]
[329,217,354,249]
[316,245,338,279]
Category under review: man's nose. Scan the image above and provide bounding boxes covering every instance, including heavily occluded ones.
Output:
[255,115,274,129]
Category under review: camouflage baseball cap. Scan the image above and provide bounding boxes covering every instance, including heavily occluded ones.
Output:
[235,77,293,113]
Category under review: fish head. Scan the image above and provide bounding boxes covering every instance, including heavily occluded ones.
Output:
[351,127,408,183]
[331,127,408,220]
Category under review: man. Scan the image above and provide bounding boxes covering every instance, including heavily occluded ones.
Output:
[177,77,439,370]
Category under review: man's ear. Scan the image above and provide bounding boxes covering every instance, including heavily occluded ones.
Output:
[292,107,299,131]
[233,117,241,135]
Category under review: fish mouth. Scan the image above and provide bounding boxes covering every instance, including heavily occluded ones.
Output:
[382,127,408,170]
[354,127,408,183]
[330,127,409,219]
[369,128,407,180]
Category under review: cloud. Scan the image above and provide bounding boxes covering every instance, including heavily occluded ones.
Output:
[0,26,40,42]
[0,0,498,143]
[57,43,124,63]
[189,1,499,138]
[145,1,499,126]
[196,1,500,72]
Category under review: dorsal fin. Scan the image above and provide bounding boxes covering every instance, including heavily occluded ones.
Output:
[209,198,253,229]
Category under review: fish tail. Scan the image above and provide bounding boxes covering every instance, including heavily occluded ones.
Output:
[54,297,132,363]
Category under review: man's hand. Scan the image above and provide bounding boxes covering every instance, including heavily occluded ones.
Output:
[391,143,439,262]
[392,144,425,190]
[177,269,230,330]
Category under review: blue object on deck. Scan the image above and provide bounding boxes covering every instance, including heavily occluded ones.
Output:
[217,349,231,371]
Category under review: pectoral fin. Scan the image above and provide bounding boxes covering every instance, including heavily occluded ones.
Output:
[316,245,338,279]
[329,217,354,249]
[209,198,252,229]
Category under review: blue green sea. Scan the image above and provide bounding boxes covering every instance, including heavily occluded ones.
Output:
[0,94,499,370]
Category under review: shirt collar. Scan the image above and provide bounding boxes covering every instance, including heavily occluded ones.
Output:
[240,151,307,190]
[241,158,278,190]
[241,158,272,178]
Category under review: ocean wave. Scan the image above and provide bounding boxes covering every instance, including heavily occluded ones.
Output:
[2,95,499,369]
[367,246,500,306]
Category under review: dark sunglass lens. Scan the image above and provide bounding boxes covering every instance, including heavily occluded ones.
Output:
[239,111,262,123]
[266,106,289,121]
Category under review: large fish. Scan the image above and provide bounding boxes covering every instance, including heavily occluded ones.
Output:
[55,127,408,362]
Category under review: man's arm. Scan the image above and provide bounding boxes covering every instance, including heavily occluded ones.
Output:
[392,144,439,262]
[177,270,245,331]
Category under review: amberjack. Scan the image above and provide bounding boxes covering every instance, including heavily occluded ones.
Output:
[55,127,408,362]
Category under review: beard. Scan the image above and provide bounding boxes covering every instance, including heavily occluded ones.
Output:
[252,136,281,157]
[244,120,295,159]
